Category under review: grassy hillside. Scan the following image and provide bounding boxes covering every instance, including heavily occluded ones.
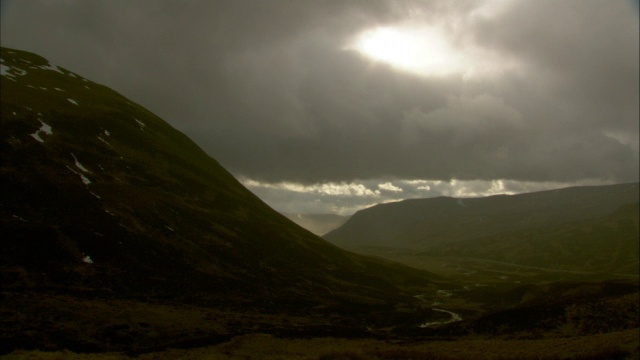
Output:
[5,329,640,360]
[325,183,639,275]
[424,202,639,275]
[0,46,445,353]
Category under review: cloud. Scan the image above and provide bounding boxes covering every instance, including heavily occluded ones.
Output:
[401,94,523,146]
[242,176,615,215]
[378,182,403,192]
[1,0,637,214]
[243,179,381,197]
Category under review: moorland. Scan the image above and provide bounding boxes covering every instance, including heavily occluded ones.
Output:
[1,46,638,359]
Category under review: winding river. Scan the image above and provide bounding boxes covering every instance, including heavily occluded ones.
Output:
[419,308,463,328]
[415,294,463,328]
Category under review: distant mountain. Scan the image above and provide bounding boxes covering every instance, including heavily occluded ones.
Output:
[282,213,350,236]
[0,47,443,352]
[324,183,639,275]
[423,202,639,274]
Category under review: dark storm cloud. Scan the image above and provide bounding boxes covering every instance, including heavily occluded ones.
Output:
[2,0,638,187]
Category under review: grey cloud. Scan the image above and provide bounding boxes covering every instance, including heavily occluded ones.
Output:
[470,0,639,138]
[244,177,616,215]
[1,0,638,189]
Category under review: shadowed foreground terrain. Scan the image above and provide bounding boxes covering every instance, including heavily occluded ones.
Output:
[4,329,639,359]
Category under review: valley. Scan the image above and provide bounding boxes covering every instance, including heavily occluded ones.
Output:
[282,213,350,236]
[1,46,638,359]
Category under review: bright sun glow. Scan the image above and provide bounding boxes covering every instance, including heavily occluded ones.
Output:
[354,26,464,76]
[348,24,518,78]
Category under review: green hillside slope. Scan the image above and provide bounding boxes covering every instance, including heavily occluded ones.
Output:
[425,202,639,275]
[0,47,443,353]
[324,183,638,275]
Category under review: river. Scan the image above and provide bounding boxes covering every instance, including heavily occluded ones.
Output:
[419,308,463,328]
[414,294,463,328]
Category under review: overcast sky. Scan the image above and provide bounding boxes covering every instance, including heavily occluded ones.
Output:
[2,0,638,214]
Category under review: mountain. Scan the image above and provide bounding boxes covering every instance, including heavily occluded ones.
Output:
[282,212,350,236]
[2,46,638,360]
[324,183,639,275]
[0,47,442,353]
[423,202,639,275]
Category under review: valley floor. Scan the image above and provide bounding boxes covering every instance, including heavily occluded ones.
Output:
[4,329,639,360]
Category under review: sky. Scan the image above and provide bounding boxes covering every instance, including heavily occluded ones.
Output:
[1,0,638,215]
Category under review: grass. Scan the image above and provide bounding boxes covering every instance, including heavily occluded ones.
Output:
[2,46,639,360]
[3,282,636,357]
[3,329,638,359]
[1,45,445,353]
[326,185,639,277]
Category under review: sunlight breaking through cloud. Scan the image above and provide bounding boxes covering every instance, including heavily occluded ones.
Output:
[5,0,635,215]
[242,178,616,215]
[345,0,523,79]
[242,179,381,197]
[378,182,403,192]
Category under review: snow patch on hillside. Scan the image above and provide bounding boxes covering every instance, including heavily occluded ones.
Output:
[0,64,11,76]
[67,98,79,106]
[98,129,112,145]
[66,165,92,185]
[135,118,146,130]
[38,121,52,135]
[80,174,91,185]
[30,120,53,143]
[71,153,91,173]
[1,56,69,81]
[1,63,27,81]
[12,215,28,222]
[38,63,65,74]
[97,136,111,146]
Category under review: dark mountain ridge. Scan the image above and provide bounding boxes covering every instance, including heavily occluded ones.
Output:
[0,46,441,302]
[324,182,639,275]
[325,183,638,247]
[0,47,444,353]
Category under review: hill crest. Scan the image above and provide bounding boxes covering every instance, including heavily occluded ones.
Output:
[324,183,639,275]
[1,46,438,309]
